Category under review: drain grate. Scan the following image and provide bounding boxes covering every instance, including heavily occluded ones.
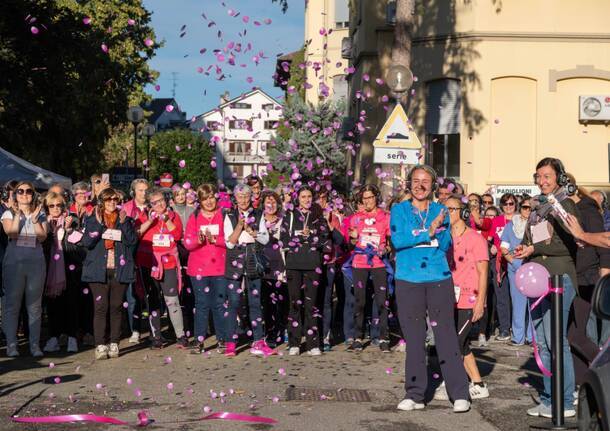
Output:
[285,387,371,402]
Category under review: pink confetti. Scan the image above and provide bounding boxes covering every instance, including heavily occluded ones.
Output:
[144,38,154,47]
[68,264,76,271]
[432,373,440,379]
[95,383,104,390]
[385,368,393,375]
[101,43,108,53]
[178,160,186,168]
[167,382,174,390]
[164,356,172,364]
[127,378,133,385]
[49,362,55,369]
[272,396,279,403]
[430,321,438,327]
[203,406,212,413]
[127,19,136,26]
[165,104,174,113]
[278,368,286,376]
[123,301,129,308]
[83,17,91,25]
[154,84,160,91]
[54,377,61,384]
[30,26,39,34]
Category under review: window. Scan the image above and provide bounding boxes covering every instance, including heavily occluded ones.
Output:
[332,75,348,101]
[228,119,252,130]
[261,103,275,112]
[335,0,349,28]
[227,164,244,179]
[264,120,278,130]
[227,141,252,154]
[425,79,461,178]
[205,121,221,131]
[231,102,251,109]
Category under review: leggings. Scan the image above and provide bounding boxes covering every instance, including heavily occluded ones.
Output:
[353,267,388,341]
[142,268,185,340]
[90,270,127,346]
[287,269,320,350]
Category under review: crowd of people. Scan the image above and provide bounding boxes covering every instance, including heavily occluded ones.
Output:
[0,157,608,416]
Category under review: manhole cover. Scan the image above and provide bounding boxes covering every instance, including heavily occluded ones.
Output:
[286,387,371,402]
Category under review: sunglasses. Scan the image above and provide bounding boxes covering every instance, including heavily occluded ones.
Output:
[502,201,515,207]
[520,205,532,210]
[446,207,462,212]
[16,188,34,196]
[47,203,63,209]
[483,200,493,205]
[104,197,120,202]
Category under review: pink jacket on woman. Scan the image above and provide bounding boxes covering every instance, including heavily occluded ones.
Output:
[349,208,390,269]
[184,208,226,277]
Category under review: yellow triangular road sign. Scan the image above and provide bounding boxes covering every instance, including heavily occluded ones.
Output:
[373,104,422,149]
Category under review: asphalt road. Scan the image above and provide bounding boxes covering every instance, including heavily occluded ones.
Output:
[0,337,560,431]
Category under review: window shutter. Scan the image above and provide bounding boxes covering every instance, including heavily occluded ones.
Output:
[425,79,461,135]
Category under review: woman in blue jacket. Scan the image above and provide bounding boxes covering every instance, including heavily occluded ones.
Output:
[391,165,470,413]
[82,188,137,360]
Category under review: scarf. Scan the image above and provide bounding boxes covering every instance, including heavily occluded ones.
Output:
[103,211,118,250]
[512,215,527,240]
[45,216,66,298]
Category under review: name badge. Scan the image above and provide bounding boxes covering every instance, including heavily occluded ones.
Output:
[102,229,122,242]
[153,234,171,247]
[238,231,255,244]
[16,235,36,248]
[360,233,381,248]
[201,224,219,236]
[531,221,551,244]
[414,239,439,248]
[67,230,83,244]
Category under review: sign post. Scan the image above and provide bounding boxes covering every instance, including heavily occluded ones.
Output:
[373,103,423,165]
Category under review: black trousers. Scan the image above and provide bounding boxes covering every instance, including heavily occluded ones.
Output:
[46,282,78,338]
[352,267,388,341]
[395,278,469,403]
[287,269,320,350]
[90,270,127,346]
[568,285,599,385]
[262,278,288,344]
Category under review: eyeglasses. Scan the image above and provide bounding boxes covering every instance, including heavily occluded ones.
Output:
[502,201,515,207]
[483,200,493,205]
[446,207,461,212]
[104,197,120,202]
[520,205,532,210]
[47,203,63,209]
[150,199,165,206]
[16,188,34,196]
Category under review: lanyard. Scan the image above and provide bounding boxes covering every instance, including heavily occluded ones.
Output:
[416,202,430,231]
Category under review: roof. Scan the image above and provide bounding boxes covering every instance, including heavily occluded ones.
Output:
[196,88,282,119]
[142,98,180,124]
[0,147,72,189]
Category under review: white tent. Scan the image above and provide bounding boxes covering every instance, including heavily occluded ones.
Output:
[0,147,72,189]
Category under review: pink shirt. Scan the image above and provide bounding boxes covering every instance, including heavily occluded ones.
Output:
[184,209,226,277]
[448,229,489,309]
[349,209,390,269]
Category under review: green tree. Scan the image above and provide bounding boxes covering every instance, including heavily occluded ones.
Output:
[0,0,159,179]
[269,96,347,191]
[149,129,216,187]
[271,0,289,13]
[286,46,306,101]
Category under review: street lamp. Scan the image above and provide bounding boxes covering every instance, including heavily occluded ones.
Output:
[142,123,156,180]
[386,64,414,98]
[126,106,144,176]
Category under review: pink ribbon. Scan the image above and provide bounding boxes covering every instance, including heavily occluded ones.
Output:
[528,286,565,377]
[11,411,277,426]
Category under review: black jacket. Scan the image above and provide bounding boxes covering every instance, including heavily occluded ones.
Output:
[81,213,137,284]
[576,196,610,286]
[280,208,330,271]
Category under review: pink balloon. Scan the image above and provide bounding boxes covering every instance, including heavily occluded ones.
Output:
[515,262,550,298]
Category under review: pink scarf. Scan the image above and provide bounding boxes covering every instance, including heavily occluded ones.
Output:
[45,216,66,298]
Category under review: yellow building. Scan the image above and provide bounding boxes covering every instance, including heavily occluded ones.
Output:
[347,0,610,194]
[304,0,350,104]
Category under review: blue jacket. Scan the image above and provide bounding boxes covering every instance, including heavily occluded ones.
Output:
[500,220,524,273]
[390,200,452,283]
[81,213,137,284]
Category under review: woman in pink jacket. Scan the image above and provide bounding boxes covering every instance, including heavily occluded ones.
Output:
[184,184,228,354]
[347,184,391,353]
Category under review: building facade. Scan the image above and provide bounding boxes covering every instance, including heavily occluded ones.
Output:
[346,0,610,193]
[142,98,187,131]
[190,89,282,186]
[304,0,350,104]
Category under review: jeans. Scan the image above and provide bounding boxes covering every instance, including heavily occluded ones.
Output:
[493,269,512,335]
[508,269,531,344]
[125,283,141,334]
[225,276,264,342]
[530,274,576,407]
[340,270,355,340]
[191,276,226,342]
[2,259,45,350]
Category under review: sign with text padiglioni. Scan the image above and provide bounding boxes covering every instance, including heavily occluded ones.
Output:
[373,103,423,165]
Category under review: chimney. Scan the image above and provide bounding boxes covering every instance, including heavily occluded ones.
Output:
[220,91,230,104]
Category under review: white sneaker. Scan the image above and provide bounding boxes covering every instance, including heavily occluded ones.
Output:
[95,344,108,360]
[453,399,471,413]
[108,343,119,359]
[307,348,322,356]
[433,381,449,401]
[43,337,60,352]
[67,337,78,353]
[477,334,488,347]
[469,382,490,399]
[6,343,19,357]
[288,347,300,356]
[397,399,425,411]
[31,346,43,358]
[128,331,140,344]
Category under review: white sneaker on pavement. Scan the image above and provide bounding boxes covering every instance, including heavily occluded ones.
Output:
[67,337,78,353]
[433,381,449,401]
[108,343,119,359]
[453,399,471,413]
[43,337,60,352]
[397,399,425,411]
[477,334,488,347]
[128,331,140,343]
[288,347,300,356]
[469,382,490,399]
[95,344,109,360]
[307,348,322,356]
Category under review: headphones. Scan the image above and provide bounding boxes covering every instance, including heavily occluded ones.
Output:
[533,158,569,187]
[359,184,381,206]
[405,164,438,197]
[130,179,148,198]
[460,202,471,222]
[1,188,10,202]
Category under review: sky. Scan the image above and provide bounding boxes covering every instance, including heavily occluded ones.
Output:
[143,0,305,118]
